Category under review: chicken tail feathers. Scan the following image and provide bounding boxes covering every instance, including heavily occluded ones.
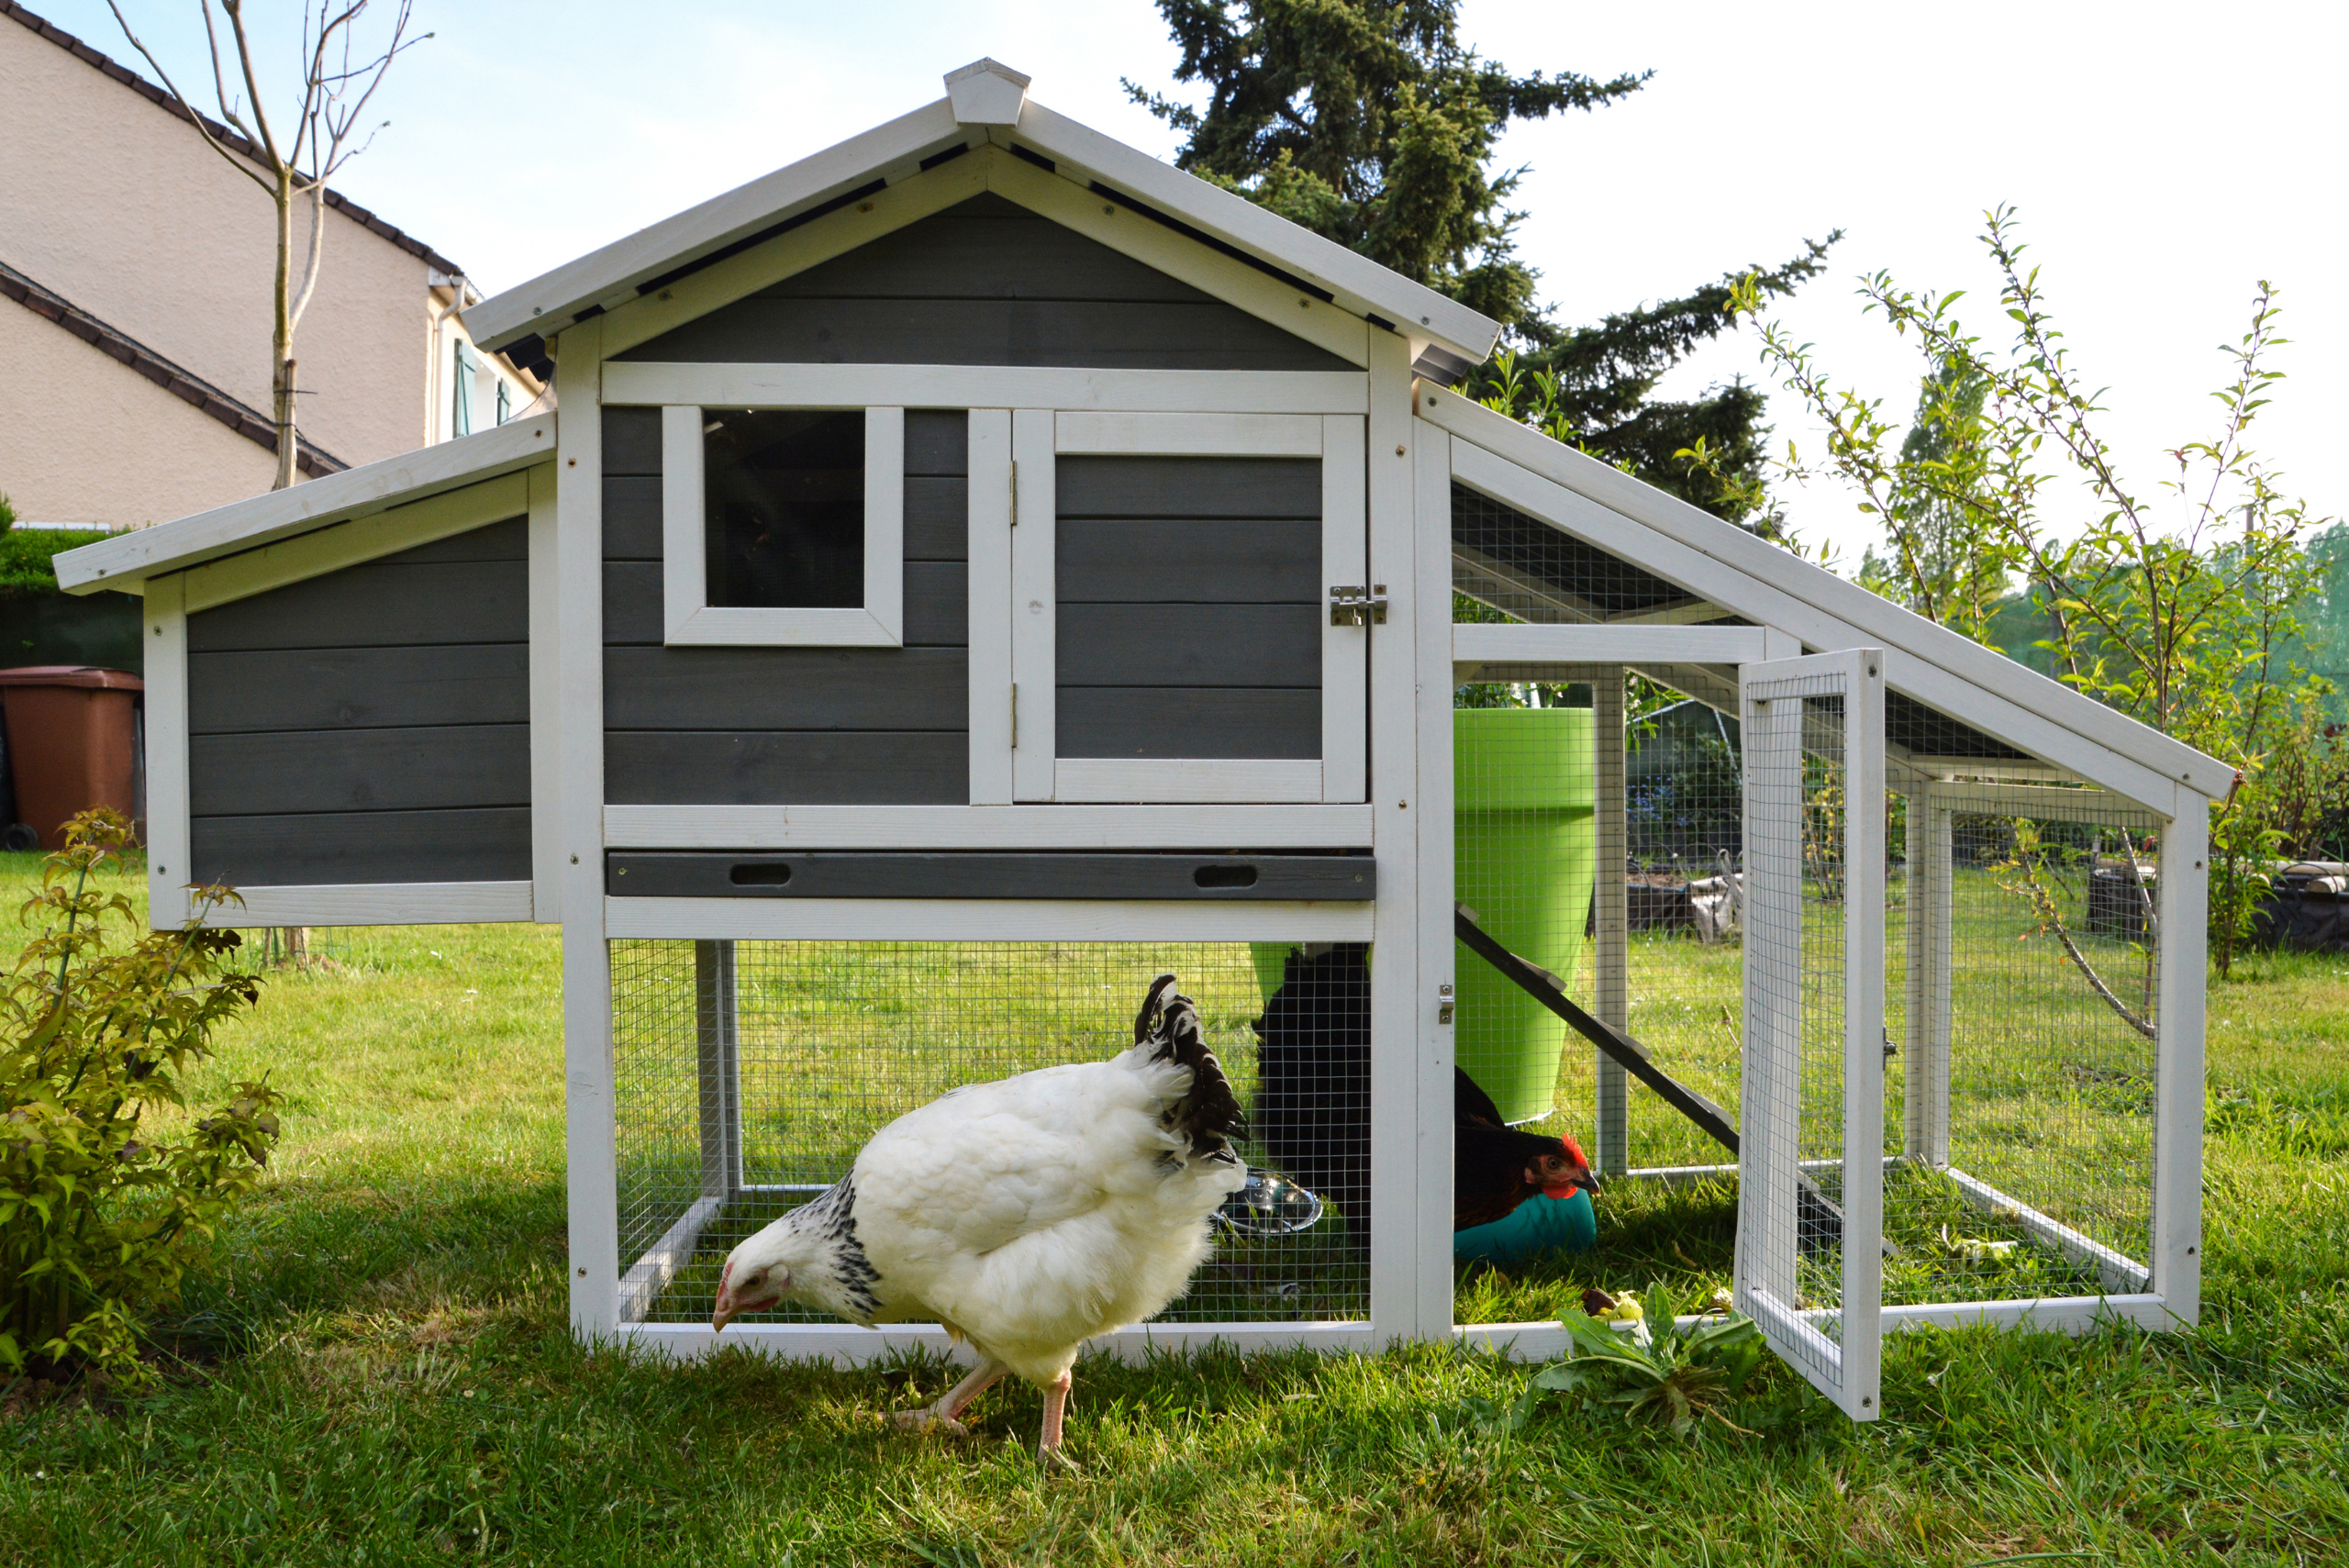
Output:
[1135,974,1249,1159]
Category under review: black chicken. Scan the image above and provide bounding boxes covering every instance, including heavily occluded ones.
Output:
[1250,945,1598,1244]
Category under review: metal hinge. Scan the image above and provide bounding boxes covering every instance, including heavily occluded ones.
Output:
[1008,459,1018,527]
[1329,584,1388,626]
[1010,683,1018,748]
[1437,983,1455,1025]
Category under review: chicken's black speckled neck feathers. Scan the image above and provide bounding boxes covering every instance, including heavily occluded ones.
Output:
[795,1177,883,1321]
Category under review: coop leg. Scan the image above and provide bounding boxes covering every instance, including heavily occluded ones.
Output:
[696,940,741,1204]
[893,1355,1006,1438]
[1594,668,1630,1176]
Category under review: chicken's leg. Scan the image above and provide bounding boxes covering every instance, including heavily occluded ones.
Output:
[1036,1370,1075,1468]
[893,1355,1005,1437]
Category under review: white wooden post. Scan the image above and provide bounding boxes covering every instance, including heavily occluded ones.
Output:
[965,409,1014,804]
[1008,407,1056,800]
[139,573,191,929]
[554,317,620,1340]
[1841,651,1887,1418]
[1593,666,1629,1174]
[1367,339,1431,1340]
[527,463,564,923]
[2153,791,2208,1327]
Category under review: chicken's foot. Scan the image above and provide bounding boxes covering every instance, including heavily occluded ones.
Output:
[892,1356,1004,1437]
[1035,1370,1078,1471]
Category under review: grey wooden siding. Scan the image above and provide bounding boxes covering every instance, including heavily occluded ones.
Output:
[614,193,1350,371]
[602,406,970,805]
[1056,455,1322,761]
[185,514,531,887]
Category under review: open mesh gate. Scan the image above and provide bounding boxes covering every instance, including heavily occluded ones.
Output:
[611,940,1373,1329]
[1452,476,2174,1411]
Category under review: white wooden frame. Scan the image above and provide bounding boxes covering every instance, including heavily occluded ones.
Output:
[1009,409,1368,805]
[1735,649,1887,1421]
[658,404,905,646]
[191,882,535,928]
[603,362,1366,416]
[606,898,1374,942]
[601,804,1374,849]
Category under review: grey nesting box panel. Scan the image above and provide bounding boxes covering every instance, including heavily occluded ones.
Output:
[602,406,970,804]
[185,515,532,885]
[1057,455,1322,760]
[613,193,1352,371]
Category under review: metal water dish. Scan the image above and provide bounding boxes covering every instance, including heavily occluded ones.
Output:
[1213,1167,1325,1236]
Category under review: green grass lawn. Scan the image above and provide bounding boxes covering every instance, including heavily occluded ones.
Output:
[3,851,2345,1566]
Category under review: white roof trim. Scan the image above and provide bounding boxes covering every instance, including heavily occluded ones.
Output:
[1419,386,2232,801]
[463,64,1501,370]
[55,415,558,594]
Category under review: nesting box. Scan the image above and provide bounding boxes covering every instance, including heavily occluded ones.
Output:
[57,60,2222,1420]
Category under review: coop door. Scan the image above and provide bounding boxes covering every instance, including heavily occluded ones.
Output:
[1005,411,1368,803]
[1733,649,1887,1421]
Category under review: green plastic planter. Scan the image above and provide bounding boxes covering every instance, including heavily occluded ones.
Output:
[1453,706,1597,1123]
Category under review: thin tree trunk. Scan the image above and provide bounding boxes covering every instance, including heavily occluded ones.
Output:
[273,166,296,491]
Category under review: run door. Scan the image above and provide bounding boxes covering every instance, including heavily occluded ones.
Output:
[1735,648,1887,1420]
[1004,411,1368,804]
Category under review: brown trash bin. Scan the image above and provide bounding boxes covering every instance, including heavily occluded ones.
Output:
[0,666,144,851]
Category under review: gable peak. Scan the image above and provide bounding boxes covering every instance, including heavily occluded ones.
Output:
[944,58,1030,125]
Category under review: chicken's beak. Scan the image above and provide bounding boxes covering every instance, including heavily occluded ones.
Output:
[711,1284,740,1333]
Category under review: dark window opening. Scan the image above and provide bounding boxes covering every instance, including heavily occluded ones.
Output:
[704,408,864,608]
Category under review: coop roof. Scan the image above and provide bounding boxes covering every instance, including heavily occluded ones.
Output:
[459,59,1502,383]
[51,414,555,593]
[1428,385,2234,805]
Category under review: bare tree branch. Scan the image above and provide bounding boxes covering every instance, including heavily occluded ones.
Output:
[103,2,273,195]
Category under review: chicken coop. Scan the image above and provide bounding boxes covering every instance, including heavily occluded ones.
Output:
[57,59,2221,1421]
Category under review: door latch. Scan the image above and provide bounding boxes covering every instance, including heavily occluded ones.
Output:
[1330,584,1388,626]
[1437,982,1455,1025]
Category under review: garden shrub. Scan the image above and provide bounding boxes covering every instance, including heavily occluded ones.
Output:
[0,809,275,1386]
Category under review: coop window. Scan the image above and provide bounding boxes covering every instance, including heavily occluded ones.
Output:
[659,404,905,645]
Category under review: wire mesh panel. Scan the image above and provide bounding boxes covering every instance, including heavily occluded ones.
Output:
[1881,773,2165,1307]
[610,940,1371,1329]
[1737,652,1885,1420]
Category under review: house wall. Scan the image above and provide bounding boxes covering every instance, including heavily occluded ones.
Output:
[0,295,279,526]
[602,406,971,803]
[184,514,531,885]
[0,13,432,478]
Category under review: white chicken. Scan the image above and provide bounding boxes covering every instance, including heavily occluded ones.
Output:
[710,973,1248,1462]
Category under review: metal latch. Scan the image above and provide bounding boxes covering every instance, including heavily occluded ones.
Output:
[1437,983,1454,1025]
[1330,584,1388,626]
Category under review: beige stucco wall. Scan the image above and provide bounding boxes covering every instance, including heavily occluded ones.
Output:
[0,297,280,527]
[0,17,431,473]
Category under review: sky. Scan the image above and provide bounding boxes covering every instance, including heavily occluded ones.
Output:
[43,0,2346,568]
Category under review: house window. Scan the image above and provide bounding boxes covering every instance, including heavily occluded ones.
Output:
[452,341,475,437]
[495,377,511,426]
[660,405,904,646]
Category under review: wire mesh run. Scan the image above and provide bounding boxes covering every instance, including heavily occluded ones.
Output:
[610,940,1371,1328]
[1883,782,2162,1306]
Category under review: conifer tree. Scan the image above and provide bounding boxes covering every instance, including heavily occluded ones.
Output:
[1129,0,1836,523]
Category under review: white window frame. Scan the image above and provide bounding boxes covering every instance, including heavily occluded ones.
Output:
[995,408,1368,806]
[660,403,905,647]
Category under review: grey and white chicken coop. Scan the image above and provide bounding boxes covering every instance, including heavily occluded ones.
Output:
[58,58,2223,1421]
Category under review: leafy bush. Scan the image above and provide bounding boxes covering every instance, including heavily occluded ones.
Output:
[0,809,275,1387]
[0,525,110,598]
